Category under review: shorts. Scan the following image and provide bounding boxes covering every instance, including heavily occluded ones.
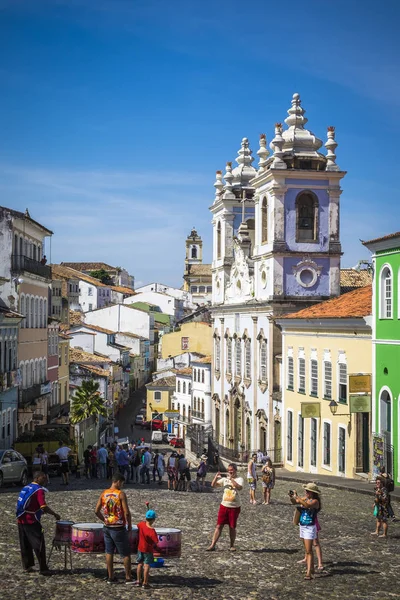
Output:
[60,461,69,474]
[299,524,317,540]
[217,505,241,529]
[180,468,191,481]
[248,478,256,490]
[103,526,130,557]
[168,468,177,481]
[137,551,154,564]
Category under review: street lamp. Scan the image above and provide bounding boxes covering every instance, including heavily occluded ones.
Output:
[329,400,338,415]
[149,402,153,450]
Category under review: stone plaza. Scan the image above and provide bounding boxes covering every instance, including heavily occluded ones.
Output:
[1,476,399,600]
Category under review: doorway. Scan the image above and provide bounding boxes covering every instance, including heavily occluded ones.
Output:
[356,412,370,473]
[338,426,346,473]
[298,415,304,468]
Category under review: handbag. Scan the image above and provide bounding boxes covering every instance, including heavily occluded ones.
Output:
[293,506,301,526]
[373,504,379,517]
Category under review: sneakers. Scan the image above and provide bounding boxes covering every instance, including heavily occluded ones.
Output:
[143,583,152,589]
[125,580,136,585]
[39,570,53,577]
[106,577,118,584]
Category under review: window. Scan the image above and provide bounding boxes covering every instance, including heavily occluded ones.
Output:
[29,297,34,329]
[154,391,161,402]
[177,381,181,393]
[310,359,318,396]
[207,286,212,292]
[201,370,205,383]
[88,303,93,311]
[298,357,305,393]
[296,192,318,242]
[88,287,93,296]
[259,339,267,382]
[64,346,68,365]
[338,362,347,403]
[298,415,304,467]
[181,337,189,350]
[215,337,220,372]
[287,410,293,462]
[188,383,191,394]
[245,339,251,379]
[217,222,222,259]
[183,381,186,394]
[191,246,197,258]
[380,266,392,318]
[190,286,198,293]
[235,338,241,378]
[323,422,331,466]
[261,197,268,243]
[310,418,317,467]
[324,361,332,399]
[201,399,204,415]
[226,338,232,374]
[287,356,294,390]
[193,369,197,383]
[39,298,43,328]
[199,286,205,293]
[20,296,25,328]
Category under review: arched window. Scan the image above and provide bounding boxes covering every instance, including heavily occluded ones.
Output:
[261,197,268,243]
[380,266,393,319]
[29,297,34,329]
[44,299,47,323]
[226,338,232,374]
[235,338,241,377]
[39,298,43,328]
[183,381,186,394]
[201,399,204,415]
[183,405,186,418]
[215,337,220,372]
[217,222,222,259]
[191,246,197,259]
[177,380,181,393]
[201,370,205,383]
[193,369,197,382]
[259,339,267,382]
[296,192,318,242]
[188,382,191,394]
[245,339,251,379]
[20,295,25,328]
[225,409,230,440]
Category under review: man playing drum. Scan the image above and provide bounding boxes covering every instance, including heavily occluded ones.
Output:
[95,473,135,584]
[16,471,61,575]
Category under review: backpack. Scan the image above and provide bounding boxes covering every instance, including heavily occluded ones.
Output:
[197,462,207,478]
[133,452,141,467]
[16,483,42,520]
[386,477,395,493]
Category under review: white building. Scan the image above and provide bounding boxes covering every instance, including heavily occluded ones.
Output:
[136,283,192,308]
[124,290,183,323]
[172,367,192,439]
[210,94,345,459]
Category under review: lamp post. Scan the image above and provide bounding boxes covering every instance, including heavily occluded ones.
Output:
[329,400,338,415]
[149,402,153,450]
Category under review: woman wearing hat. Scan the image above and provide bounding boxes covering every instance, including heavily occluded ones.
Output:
[289,483,321,580]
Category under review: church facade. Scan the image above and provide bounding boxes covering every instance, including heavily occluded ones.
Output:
[210,93,346,459]
[183,227,212,305]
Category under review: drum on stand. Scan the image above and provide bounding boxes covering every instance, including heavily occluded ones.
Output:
[154,528,181,558]
[54,520,74,544]
[71,523,105,553]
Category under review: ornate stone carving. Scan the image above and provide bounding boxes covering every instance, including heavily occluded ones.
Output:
[292,256,323,288]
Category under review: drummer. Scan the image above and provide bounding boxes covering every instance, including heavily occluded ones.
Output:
[95,473,135,584]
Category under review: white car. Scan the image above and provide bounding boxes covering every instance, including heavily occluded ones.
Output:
[163,433,176,443]
[135,414,145,425]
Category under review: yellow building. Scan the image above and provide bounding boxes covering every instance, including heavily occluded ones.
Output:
[145,376,176,424]
[161,321,212,359]
[277,286,372,480]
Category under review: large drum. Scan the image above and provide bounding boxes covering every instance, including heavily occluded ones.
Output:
[71,523,105,553]
[154,528,181,558]
[128,526,138,554]
[54,520,74,544]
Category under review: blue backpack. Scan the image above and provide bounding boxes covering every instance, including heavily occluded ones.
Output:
[16,483,43,520]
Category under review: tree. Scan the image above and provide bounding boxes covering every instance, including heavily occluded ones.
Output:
[70,379,107,424]
[89,268,113,285]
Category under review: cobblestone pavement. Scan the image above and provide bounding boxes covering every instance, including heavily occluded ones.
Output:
[1,474,399,600]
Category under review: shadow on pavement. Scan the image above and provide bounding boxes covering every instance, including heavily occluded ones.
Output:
[249,548,299,554]
[150,574,222,589]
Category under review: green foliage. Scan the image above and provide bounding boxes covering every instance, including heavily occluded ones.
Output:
[70,379,107,424]
[15,428,73,445]
[89,269,113,285]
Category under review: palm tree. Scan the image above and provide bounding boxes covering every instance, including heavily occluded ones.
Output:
[70,379,107,424]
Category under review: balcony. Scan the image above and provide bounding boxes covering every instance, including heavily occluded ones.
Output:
[192,410,204,420]
[11,255,51,280]
[20,381,51,407]
[177,414,190,424]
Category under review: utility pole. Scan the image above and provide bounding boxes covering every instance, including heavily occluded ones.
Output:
[149,402,153,451]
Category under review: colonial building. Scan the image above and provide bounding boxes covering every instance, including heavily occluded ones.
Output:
[160,321,212,360]
[277,286,372,479]
[363,232,400,486]
[210,94,346,459]
[61,261,135,290]
[183,228,212,305]
[0,207,53,434]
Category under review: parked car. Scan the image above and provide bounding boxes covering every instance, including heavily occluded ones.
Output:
[135,414,145,425]
[0,449,28,487]
[170,438,185,448]
[139,407,147,415]
[151,431,163,444]
[163,433,177,443]
[142,419,165,431]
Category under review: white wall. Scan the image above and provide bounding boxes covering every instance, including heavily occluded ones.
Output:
[191,362,212,424]
[67,331,95,354]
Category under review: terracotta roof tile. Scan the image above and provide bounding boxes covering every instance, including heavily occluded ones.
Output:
[362,231,400,245]
[61,261,116,271]
[69,310,84,326]
[176,367,193,375]
[110,285,136,295]
[51,264,107,287]
[69,347,111,364]
[193,356,211,364]
[188,264,212,276]
[74,323,115,335]
[146,376,176,388]
[280,285,372,320]
[340,269,372,294]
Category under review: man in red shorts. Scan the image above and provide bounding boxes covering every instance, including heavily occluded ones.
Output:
[207,463,243,552]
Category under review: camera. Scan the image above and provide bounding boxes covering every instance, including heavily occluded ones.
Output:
[288,490,295,497]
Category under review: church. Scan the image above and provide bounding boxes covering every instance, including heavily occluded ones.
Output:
[183,227,212,306]
[209,93,345,459]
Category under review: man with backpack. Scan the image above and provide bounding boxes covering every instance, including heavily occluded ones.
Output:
[131,448,142,484]
[196,455,208,492]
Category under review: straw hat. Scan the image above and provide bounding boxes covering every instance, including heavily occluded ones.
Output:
[302,482,321,495]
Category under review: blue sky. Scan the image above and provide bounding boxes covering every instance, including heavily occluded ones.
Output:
[1,0,399,287]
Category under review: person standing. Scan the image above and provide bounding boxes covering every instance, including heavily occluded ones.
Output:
[136,509,161,589]
[90,446,98,479]
[83,445,92,478]
[261,458,275,505]
[167,452,177,491]
[117,445,130,482]
[247,453,258,504]
[16,471,61,575]
[131,448,141,484]
[377,466,396,521]
[207,463,244,552]
[157,451,165,485]
[95,473,134,584]
[289,483,321,580]
[98,444,108,479]
[152,451,159,483]
[371,478,390,537]
[55,441,71,485]
[196,455,208,492]
[141,447,151,485]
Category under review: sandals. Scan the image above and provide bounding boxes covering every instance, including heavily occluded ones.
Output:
[206,546,216,551]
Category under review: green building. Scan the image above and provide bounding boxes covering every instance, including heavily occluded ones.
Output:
[363,232,400,486]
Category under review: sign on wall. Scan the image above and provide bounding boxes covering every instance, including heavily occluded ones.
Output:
[349,374,371,393]
[181,337,189,350]
[349,395,371,413]
[301,402,321,418]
